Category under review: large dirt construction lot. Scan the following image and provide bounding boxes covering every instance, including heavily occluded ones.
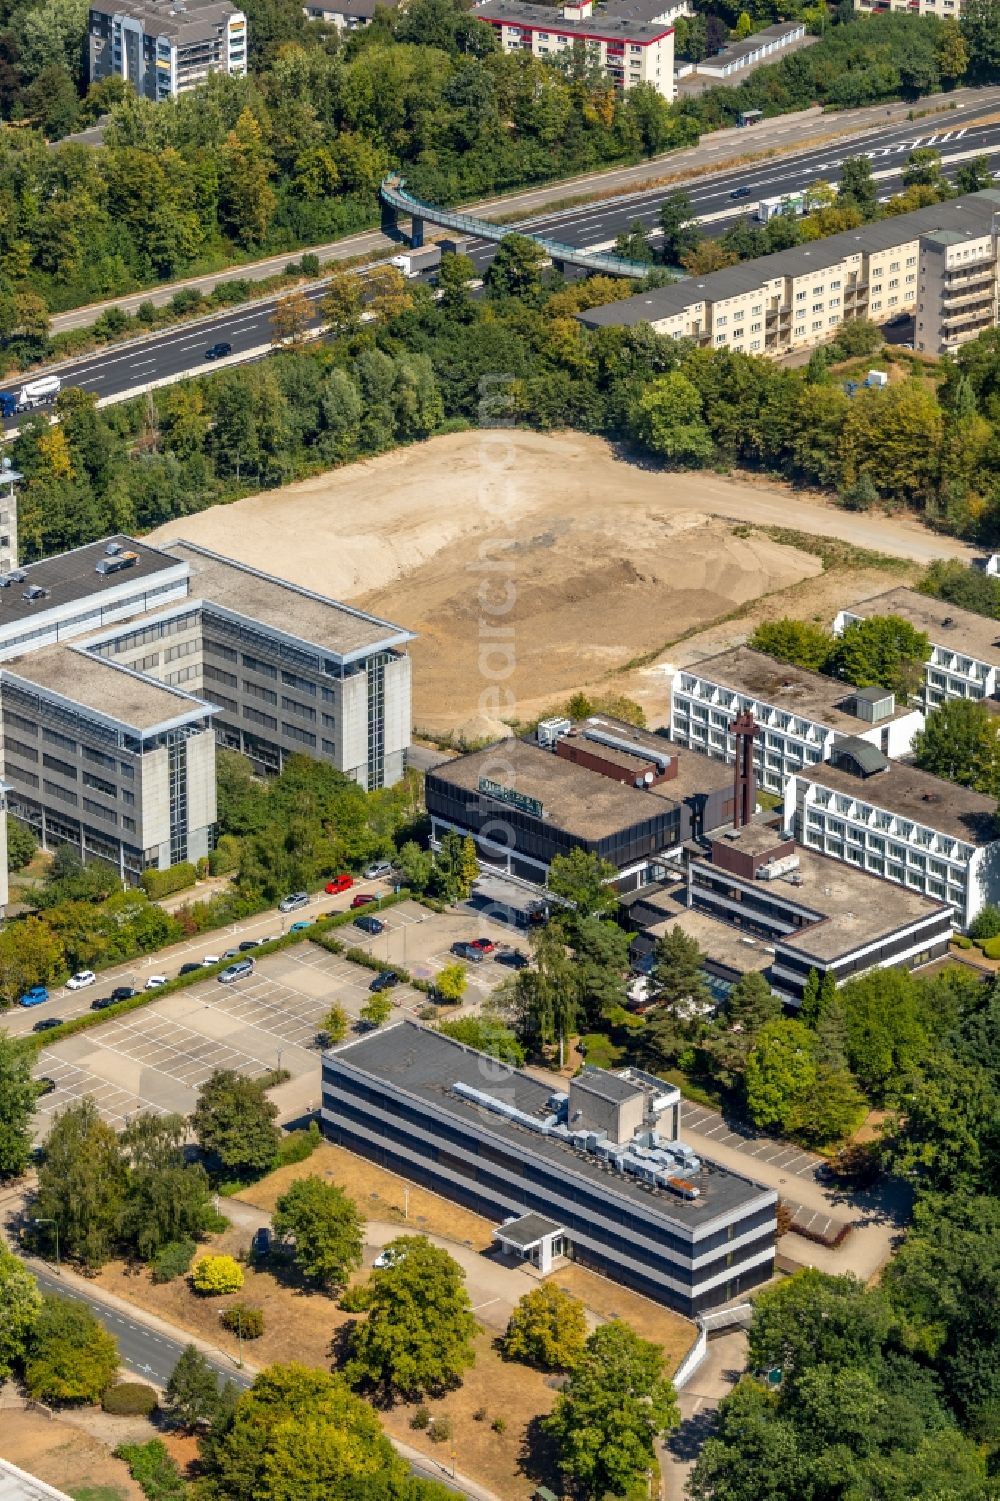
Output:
[149,431,975,737]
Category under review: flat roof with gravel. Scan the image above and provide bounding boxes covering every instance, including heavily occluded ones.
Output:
[4,645,208,731]
[803,759,998,845]
[844,586,1000,665]
[428,737,680,839]
[680,647,911,733]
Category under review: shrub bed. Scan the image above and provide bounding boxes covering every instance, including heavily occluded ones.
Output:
[103,1382,159,1416]
[152,1238,196,1284]
[114,1439,187,1501]
[141,862,197,900]
[221,1303,264,1338]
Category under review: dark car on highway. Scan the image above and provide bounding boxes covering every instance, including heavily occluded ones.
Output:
[354,914,385,935]
[205,341,232,360]
[730,185,751,199]
[369,969,400,992]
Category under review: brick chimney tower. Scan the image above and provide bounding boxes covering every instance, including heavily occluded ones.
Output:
[729,710,757,830]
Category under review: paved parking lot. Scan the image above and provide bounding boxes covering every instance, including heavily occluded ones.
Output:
[31,900,518,1134]
[681,1103,821,1180]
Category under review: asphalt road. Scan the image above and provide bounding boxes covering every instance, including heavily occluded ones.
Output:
[4,106,1000,431]
[29,1261,250,1391]
[27,1261,473,1497]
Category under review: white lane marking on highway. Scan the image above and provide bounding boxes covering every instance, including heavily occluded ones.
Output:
[130,359,156,369]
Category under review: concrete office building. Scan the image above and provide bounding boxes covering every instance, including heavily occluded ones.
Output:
[783,739,1000,928]
[670,647,924,795]
[322,1022,778,1315]
[475,0,676,97]
[88,0,246,100]
[686,824,953,1003]
[0,536,412,881]
[834,587,1000,709]
[425,718,735,887]
[577,190,1000,359]
[691,20,805,80]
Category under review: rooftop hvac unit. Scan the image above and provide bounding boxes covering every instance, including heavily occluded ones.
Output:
[583,725,670,773]
[537,716,572,748]
[756,854,800,881]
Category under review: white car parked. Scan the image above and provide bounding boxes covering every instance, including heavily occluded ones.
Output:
[66,970,96,990]
[145,975,168,990]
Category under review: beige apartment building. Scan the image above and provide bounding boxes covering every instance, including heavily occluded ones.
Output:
[854,0,964,14]
[578,190,1000,358]
[475,0,677,97]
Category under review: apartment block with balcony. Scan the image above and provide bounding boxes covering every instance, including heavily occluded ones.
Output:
[783,739,1000,929]
[669,648,924,796]
[833,587,1000,709]
[854,0,964,14]
[915,227,999,357]
[577,189,1000,357]
[89,0,247,100]
[475,0,676,97]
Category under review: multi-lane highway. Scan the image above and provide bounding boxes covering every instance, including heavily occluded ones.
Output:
[4,107,1000,429]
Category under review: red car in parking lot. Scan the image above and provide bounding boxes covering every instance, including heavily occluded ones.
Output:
[351,892,377,909]
[326,873,354,895]
[469,938,495,954]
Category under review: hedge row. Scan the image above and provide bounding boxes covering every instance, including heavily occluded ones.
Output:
[32,889,413,1051]
[140,862,197,900]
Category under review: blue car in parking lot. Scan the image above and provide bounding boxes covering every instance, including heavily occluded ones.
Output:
[19,986,49,1008]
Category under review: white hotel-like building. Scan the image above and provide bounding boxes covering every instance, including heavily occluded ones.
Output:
[669,648,924,797]
[834,588,1000,710]
[475,0,680,98]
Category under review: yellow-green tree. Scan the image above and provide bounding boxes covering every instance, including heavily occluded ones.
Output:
[219,108,276,249]
[501,1284,587,1371]
[192,1254,243,1295]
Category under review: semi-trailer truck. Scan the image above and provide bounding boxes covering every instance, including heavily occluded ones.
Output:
[389,245,443,278]
[0,374,62,418]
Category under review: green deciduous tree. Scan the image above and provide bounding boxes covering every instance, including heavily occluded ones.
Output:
[913,697,1000,795]
[749,619,833,672]
[484,234,547,301]
[501,1284,587,1371]
[120,1111,216,1260]
[657,189,701,266]
[634,372,714,466]
[744,1019,818,1135]
[0,1247,41,1379]
[962,0,1000,79]
[320,1002,350,1045]
[544,1321,679,1499]
[198,1362,406,1500]
[838,155,878,218]
[748,1267,893,1386]
[431,961,467,1005]
[0,1032,39,1179]
[437,1014,524,1064]
[547,848,619,919]
[360,992,393,1029]
[25,1293,119,1404]
[829,614,930,700]
[35,1097,128,1267]
[653,925,710,1010]
[273,1174,364,1289]
[345,1236,475,1399]
[190,1069,280,1178]
[0,916,66,1008]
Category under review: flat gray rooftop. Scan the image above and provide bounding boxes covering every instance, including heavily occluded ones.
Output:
[477,0,671,40]
[0,536,182,634]
[428,737,679,840]
[712,822,790,858]
[495,1211,565,1247]
[696,843,950,961]
[699,19,802,67]
[803,759,998,846]
[330,1021,772,1228]
[844,586,1000,665]
[89,0,238,38]
[644,902,773,973]
[0,1457,73,1501]
[680,647,910,733]
[4,646,205,731]
[162,540,414,663]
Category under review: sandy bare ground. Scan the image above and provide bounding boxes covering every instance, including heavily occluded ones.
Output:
[0,1403,145,1499]
[149,431,975,736]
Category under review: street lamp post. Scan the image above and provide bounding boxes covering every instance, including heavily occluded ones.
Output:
[34,1218,60,1270]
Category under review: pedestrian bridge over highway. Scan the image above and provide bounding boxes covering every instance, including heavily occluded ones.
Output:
[380,174,654,280]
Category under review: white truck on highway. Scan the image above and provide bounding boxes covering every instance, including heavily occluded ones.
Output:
[389,245,443,278]
[0,374,62,418]
[755,192,807,224]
